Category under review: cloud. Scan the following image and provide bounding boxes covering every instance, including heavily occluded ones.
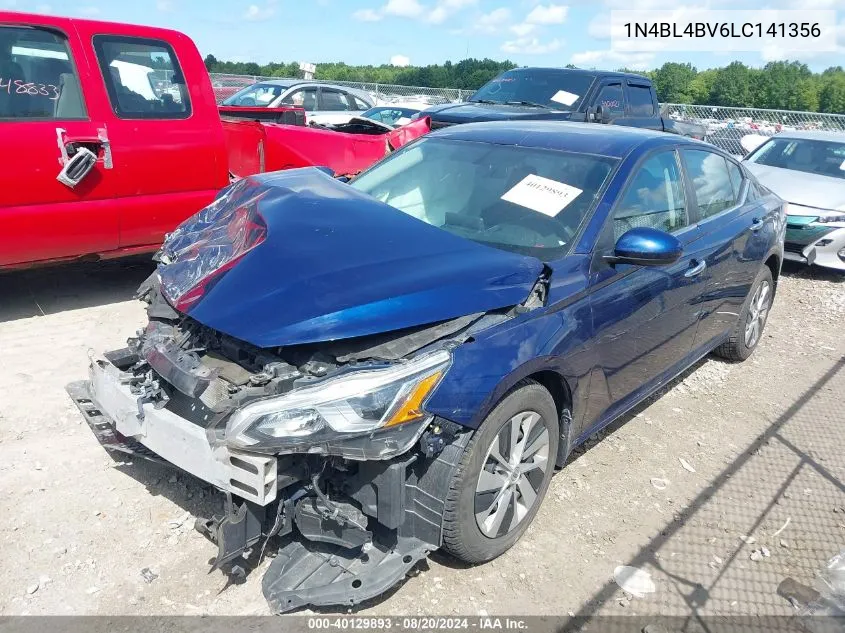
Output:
[243,0,276,20]
[390,54,411,66]
[383,0,424,18]
[510,22,537,37]
[570,49,655,70]
[525,4,568,24]
[156,0,173,12]
[474,7,511,32]
[501,37,562,54]
[353,7,383,21]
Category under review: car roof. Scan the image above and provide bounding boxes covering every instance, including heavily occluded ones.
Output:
[773,129,845,142]
[507,67,651,82]
[429,121,698,159]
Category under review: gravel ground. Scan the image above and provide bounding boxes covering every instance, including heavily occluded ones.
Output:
[0,259,843,619]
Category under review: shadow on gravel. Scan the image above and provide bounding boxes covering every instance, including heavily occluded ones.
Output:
[0,256,156,324]
[780,260,845,283]
[570,354,845,628]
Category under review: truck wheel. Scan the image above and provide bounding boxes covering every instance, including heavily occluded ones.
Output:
[714,266,774,362]
[442,380,559,564]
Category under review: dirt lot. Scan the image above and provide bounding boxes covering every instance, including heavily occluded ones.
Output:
[0,258,843,619]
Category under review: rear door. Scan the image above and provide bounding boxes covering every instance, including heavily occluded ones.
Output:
[0,17,119,266]
[622,81,662,131]
[682,149,776,350]
[75,23,228,248]
[316,87,361,124]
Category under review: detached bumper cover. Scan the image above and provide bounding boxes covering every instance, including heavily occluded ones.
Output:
[66,359,277,505]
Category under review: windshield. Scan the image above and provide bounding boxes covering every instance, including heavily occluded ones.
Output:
[469,69,596,111]
[221,82,287,107]
[361,106,420,126]
[350,137,616,259]
[745,137,845,180]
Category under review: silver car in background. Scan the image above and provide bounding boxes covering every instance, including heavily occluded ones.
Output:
[221,80,375,125]
[743,131,845,272]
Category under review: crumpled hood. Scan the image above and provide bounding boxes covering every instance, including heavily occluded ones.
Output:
[423,102,573,124]
[744,163,845,210]
[161,169,544,348]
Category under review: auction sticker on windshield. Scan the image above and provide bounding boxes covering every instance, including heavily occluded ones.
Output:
[501,174,582,216]
[550,90,579,106]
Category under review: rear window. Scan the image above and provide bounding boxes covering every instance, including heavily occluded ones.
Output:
[628,84,655,116]
[745,137,845,180]
[93,35,190,119]
[0,26,86,120]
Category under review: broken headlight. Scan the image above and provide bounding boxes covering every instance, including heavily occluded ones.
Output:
[225,350,450,459]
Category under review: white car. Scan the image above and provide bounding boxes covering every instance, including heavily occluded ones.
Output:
[221,80,375,126]
[743,130,845,272]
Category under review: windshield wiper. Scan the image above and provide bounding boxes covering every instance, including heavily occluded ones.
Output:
[505,100,551,109]
[468,99,501,105]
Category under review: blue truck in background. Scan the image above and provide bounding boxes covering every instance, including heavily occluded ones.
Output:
[421,67,707,139]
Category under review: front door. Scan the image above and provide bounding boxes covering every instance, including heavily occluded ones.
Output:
[77,26,228,248]
[0,20,118,266]
[585,149,710,429]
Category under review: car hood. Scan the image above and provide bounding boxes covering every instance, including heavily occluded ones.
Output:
[423,102,573,124]
[161,169,545,348]
[744,163,845,210]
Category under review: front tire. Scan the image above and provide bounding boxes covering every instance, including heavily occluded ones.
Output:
[714,265,774,362]
[441,381,559,564]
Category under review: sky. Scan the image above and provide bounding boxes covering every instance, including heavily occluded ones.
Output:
[2,0,845,72]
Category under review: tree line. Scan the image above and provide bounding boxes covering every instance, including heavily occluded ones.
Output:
[204,55,845,114]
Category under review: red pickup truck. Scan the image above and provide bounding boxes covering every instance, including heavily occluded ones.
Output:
[0,12,429,269]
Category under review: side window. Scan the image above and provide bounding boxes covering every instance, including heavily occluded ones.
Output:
[613,151,688,239]
[683,150,739,220]
[321,89,353,111]
[0,26,86,120]
[93,35,190,119]
[352,95,371,110]
[628,84,655,116]
[594,83,624,117]
[726,160,745,198]
[281,87,317,110]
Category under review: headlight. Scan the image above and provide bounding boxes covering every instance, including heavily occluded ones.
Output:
[225,349,450,458]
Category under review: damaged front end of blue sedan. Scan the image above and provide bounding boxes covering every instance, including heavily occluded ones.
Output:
[66,160,560,612]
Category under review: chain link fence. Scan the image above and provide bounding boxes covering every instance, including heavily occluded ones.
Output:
[209,72,467,106]
[663,103,845,156]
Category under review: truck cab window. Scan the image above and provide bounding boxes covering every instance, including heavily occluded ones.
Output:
[93,35,191,119]
[594,83,624,117]
[0,26,86,120]
[628,84,655,116]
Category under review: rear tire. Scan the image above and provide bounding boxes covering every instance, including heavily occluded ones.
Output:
[441,380,559,564]
[714,266,774,362]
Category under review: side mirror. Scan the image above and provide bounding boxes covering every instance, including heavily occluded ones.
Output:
[57,146,97,188]
[605,227,682,266]
[596,104,611,124]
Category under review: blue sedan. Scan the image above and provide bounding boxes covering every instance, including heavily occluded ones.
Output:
[69,121,785,612]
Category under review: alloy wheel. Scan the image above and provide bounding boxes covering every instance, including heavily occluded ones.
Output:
[474,411,550,538]
[744,279,771,349]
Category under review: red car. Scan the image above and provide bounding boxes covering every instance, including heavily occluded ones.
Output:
[0,12,429,269]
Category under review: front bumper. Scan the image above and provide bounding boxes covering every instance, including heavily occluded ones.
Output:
[67,357,469,613]
[67,358,278,505]
[784,224,845,271]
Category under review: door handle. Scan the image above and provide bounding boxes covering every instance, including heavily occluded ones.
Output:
[684,260,707,278]
[749,218,765,232]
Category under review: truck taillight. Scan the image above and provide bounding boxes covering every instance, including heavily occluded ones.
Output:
[159,188,267,312]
